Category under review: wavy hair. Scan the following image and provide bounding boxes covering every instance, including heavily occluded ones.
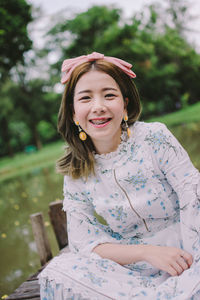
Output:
[56,60,141,179]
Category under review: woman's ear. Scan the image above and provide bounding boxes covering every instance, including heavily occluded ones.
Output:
[73,113,76,124]
[124,97,129,109]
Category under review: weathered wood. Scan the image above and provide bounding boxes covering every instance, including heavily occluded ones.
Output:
[7,265,46,299]
[6,279,40,300]
[7,248,70,300]
[30,213,52,266]
[8,203,69,299]
[48,200,68,250]
[6,267,44,300]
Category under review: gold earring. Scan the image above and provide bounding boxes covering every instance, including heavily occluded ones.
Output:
[75,121,87,141]
[124,115,131,137]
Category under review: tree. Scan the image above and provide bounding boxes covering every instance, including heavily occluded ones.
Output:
[166,0,193,36]
[46,5,121,78]
[1,2,200,157]
[45,4,200,117]
[0,0,33,156]
[0,0,32,77]
[131,3,200,115]
[0,0,32,80]
[0,76,60,157]
[0,80,16,156]
[12,78,60,150]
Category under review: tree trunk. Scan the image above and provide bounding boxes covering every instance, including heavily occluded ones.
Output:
[1,117,14,157]
[33,124,42,150]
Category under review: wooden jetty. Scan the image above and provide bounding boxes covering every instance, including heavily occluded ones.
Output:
[7,200,68,300]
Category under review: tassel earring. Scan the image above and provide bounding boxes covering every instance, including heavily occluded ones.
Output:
[75,121,87,141]
[124,115,131,137]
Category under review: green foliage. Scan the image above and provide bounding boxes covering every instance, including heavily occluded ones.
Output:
[0,78,61,156]
[0,0,33,156]
[46,2,200,118]
[0,0,32,79]
[47,5,121,74]
[38,121,56,142]
[1,1,200,158]
[166,0,189,35]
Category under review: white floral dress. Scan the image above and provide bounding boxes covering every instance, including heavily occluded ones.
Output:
[39,122,200,299]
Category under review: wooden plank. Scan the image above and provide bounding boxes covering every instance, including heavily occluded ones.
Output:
[49,200,68,250]
[30,212,52,266]
[7,249,70,299]
[7,203,69,299]
[7,249,70,300]
[6,267,47,300]
[6,279,40,300]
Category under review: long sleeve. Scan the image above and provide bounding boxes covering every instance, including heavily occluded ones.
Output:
[146,122,200,257]
[62,175,118,257]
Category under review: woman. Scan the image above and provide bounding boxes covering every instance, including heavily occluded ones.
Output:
[39,52,200,299]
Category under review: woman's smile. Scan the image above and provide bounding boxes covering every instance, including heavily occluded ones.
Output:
[89,117,112,127]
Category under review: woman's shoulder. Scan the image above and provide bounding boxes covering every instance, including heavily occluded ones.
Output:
[132,120,167,131]
[130,121,168,140]
[63,173,86,194]
[131,121,181,156]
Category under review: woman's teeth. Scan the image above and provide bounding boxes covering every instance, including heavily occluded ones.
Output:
[91,119,110,125]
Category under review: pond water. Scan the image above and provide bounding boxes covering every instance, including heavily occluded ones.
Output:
[0,166,64,297]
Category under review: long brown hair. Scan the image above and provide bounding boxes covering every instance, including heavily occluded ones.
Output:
[56,60,141,179]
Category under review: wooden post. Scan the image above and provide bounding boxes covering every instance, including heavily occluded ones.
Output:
[30,213,52,266]
[48,200,68,250]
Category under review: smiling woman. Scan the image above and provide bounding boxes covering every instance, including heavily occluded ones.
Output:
[56,55,140,179]
[38,52,200,300]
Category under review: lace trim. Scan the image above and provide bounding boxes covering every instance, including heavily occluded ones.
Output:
[93,122,152,173]
[93,121,151,163]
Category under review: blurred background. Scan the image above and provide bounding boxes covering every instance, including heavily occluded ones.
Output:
[0,0,200,297]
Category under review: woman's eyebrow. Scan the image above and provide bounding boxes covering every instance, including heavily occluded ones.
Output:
[102,87,118,92]
[77,87,118,95]
[77,89,91,94]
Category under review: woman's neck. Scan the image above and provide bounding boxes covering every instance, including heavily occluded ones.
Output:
[93,129,122,155]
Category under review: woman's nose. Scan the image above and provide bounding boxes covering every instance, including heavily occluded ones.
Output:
[91,98,106,114]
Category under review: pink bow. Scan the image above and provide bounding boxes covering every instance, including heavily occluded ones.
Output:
[61,52,136,84]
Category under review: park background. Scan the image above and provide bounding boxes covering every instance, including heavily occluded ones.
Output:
[0,0,200,297]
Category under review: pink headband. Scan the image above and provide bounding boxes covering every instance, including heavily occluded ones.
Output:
[61,52,136,84]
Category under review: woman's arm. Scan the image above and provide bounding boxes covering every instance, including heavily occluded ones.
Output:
[63,176,120,256]
[146,123,200,258]
[93,243,193,276]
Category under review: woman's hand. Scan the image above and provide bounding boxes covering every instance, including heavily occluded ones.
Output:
[93,243,193,274]
[143,245,193,276]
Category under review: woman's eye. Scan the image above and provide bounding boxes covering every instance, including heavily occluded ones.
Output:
[79,96,90,101]
[105,94,115,99]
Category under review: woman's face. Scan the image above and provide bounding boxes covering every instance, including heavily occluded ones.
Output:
[73,70,127,154]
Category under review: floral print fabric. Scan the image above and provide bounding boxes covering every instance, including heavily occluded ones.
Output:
[39,122,200,299]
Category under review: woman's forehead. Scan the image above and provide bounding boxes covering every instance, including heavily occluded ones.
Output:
[74,70,120,94]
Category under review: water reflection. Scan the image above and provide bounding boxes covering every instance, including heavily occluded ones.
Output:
[0,166,63,297]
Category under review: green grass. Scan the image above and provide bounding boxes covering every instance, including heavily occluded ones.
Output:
[147,102,200,126]
[0,141,65,182]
